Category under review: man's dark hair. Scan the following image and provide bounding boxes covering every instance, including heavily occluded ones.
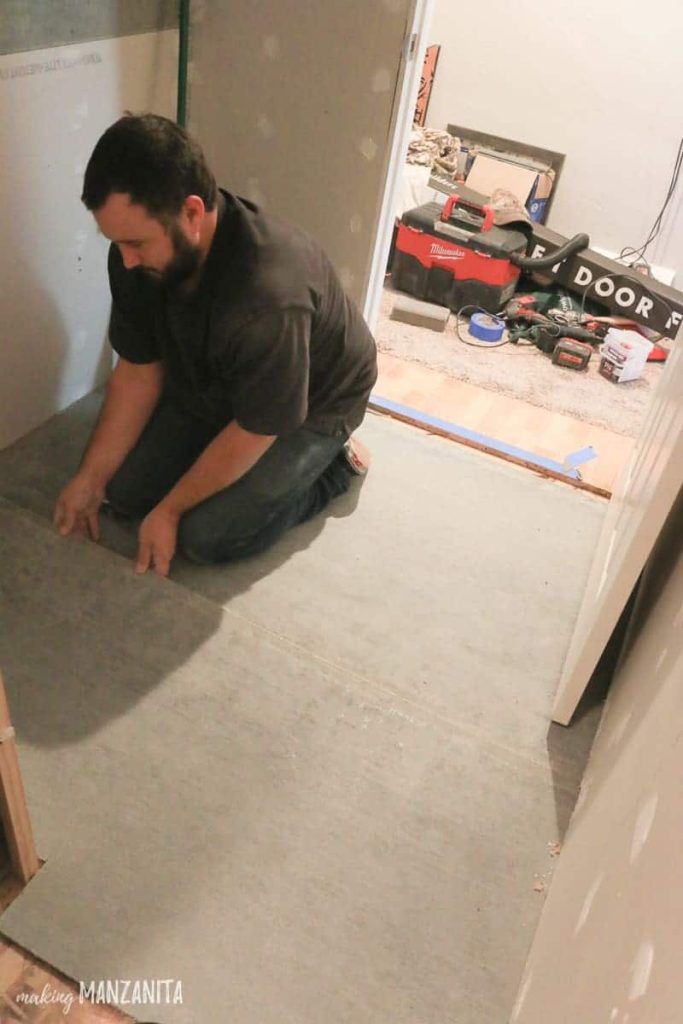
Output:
[81,113,218,217]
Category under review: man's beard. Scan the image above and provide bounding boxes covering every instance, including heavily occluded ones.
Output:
[144,224,202,292]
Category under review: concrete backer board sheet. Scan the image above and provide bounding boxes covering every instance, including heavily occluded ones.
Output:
[390,295,450,331]
[0,394,606,767]
[0,401,607,1023]
[0,1,178,56]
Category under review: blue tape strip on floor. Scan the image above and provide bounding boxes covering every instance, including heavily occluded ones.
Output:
[370,394,585,480]
[562,446,597,471]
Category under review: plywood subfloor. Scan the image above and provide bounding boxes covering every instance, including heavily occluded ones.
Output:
[375,351,635,494]
[0,404,607,1024]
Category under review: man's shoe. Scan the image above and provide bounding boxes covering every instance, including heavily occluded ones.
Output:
[341,436,371,476]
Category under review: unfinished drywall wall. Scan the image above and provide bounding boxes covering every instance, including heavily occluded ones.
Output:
[512,492,683,1023]
[426,0,683,279]
[0,10,177,450]
[188,0,415,307]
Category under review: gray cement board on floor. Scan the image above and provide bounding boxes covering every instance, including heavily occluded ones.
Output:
[172,411,606,776]
[0,392,607,783]
[2,500,576,1024]
[0,395,610,786]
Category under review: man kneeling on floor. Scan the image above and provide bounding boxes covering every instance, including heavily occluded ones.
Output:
[54,114,377,576]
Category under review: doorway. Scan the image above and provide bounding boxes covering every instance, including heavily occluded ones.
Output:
[364,1,681,498]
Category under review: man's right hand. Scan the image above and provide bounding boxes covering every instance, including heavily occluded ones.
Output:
[53,474,105,541]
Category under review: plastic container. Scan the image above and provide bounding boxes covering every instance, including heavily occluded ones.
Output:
[599,328,653,383]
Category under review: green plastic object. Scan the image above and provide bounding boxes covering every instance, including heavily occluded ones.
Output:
[177,0,190,126]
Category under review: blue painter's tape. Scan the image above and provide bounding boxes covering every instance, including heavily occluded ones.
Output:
[562,446,597,471]
[369,394,584,480]
[469,313,505,342]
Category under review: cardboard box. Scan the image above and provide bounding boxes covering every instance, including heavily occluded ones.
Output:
[465,152,554,223]
[527,171,554,222]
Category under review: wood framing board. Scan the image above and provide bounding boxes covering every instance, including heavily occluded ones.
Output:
[0,673,40,885]
[413,44,440,127]
[0,865,24,915]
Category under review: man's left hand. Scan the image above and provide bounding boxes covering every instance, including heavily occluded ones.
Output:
[136,505,179,577]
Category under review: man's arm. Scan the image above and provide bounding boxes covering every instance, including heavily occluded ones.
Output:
[54,358,163,539]
[135,420,276,576]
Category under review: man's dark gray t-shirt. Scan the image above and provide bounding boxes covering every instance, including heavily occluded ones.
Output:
[107,190,377,439]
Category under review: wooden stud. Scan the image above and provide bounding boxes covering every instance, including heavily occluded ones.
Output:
[0,671,40,885]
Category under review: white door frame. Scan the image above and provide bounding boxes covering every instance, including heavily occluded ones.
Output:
[363,0,434,331]
[552,335,683,725]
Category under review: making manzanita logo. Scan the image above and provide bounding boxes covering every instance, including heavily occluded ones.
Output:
[81,978,184,1006]
[15,978,183,1015]
[15,984,75,1016]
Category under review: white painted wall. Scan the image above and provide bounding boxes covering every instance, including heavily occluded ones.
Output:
[425,0,683,278]
[0,31,177,450]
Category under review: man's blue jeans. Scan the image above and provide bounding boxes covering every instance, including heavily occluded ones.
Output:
[105,398,354,564]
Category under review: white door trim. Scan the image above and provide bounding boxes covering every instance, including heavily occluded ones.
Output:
[363,0,434,330]
[552,337,683,725]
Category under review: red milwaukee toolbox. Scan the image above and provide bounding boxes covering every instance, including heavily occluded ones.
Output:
[392,195,529,312]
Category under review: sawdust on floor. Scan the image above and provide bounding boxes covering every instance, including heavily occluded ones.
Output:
[376,283,663,438]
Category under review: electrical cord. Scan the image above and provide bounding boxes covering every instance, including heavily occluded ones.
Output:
[455,253,678,352]
[455,305,509,348]
[618,251,653,275]
[618,135,683,265]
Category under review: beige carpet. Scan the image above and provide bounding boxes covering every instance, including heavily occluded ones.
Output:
[377,283,663,438]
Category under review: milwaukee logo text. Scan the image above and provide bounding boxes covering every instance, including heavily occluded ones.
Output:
[429,243,465,261]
